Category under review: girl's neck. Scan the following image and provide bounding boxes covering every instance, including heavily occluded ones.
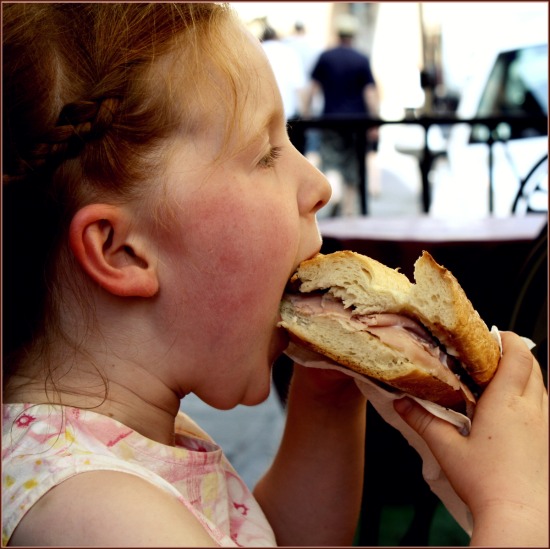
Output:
[4,354,182,446]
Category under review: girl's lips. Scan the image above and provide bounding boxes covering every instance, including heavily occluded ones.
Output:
[289,247,322,281]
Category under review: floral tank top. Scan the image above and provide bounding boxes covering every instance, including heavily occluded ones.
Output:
[2,403,277,547]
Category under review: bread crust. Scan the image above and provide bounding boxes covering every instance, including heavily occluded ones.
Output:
[411,252,500,385]
[282,250,500,389]
[280,312,472,411]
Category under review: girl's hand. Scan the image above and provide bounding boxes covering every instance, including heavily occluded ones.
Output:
[394,331,548,546]
[290,363,365,409]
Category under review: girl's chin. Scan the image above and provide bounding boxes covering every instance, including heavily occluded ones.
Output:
[240,373,273,407]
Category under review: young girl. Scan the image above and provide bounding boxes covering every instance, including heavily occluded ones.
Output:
[2,3,547,547]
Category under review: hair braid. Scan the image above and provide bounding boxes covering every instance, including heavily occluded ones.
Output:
[20,97,121,179]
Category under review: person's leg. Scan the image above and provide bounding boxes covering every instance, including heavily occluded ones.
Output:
[366,150,380,198]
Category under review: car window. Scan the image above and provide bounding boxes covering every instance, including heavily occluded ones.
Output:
[471,44,548,142]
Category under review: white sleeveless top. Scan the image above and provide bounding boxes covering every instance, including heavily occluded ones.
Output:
[2,403,277,546]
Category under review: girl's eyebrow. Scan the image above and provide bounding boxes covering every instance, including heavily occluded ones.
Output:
[245,110,280,149]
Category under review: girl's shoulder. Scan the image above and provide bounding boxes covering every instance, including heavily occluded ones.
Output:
[7,468,220,547]
[2,403,276,547]
[2,403,201,543]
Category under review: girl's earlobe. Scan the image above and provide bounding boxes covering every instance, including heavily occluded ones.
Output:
[69,204,159,298]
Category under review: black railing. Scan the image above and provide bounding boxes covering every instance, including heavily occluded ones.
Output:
[287,114,548,215]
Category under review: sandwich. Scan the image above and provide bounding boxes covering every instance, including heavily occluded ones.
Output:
[278,251,501,415]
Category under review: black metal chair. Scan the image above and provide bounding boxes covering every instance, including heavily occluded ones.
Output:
[511,153,548,215]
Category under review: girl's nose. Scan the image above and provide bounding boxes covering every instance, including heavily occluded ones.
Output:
[312,170,332,214]
[301,157,332,215]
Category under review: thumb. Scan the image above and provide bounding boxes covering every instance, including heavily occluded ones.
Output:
[394,397,464,463]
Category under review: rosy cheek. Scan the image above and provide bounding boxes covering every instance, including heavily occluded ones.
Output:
[199,191,297,261]
[210,234,296,322]
[173,183,299,310]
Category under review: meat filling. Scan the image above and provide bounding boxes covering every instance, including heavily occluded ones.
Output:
[286,292,475,399]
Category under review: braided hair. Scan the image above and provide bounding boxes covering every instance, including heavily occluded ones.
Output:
[3,3,239,378]
[8,98,120,182]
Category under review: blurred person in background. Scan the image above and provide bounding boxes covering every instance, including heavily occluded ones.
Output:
[260,23,306,121]
[284,21,326,183]
[284,21,321,82]
[304,13,381,216]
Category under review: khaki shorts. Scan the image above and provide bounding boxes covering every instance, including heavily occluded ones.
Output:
[319,130,376,187]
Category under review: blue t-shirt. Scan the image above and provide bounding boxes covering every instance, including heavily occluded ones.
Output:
[312,46,375,115]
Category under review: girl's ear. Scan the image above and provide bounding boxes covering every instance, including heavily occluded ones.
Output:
[69,204,159,298]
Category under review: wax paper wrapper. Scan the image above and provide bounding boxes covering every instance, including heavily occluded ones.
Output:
[284,327,535,537]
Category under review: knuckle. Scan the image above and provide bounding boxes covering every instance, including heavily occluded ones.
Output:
[410,409,435,438]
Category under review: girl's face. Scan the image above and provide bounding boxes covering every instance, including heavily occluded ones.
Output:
[151,24,331,409]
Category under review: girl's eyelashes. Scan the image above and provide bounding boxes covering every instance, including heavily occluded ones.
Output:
[258,146,282,169]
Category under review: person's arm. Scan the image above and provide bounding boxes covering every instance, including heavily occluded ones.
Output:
[394,331,548,547]
[9,471,218,546]
[253,366,367,546]
[363,84,379,118]
[363,83,380,143]
[301,79,322,118]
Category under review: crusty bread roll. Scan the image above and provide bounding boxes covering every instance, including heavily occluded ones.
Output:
[279,251,501,412]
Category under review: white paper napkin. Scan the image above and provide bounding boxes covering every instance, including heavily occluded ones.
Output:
[284,327,535,536]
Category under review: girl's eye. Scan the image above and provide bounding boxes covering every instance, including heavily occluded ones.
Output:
[258,146,282,169]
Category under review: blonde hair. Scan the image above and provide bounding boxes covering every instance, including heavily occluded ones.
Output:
[3,3,251,379]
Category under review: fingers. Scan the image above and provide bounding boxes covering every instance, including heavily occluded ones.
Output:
[393,397,463,462]
[523,357,548,409]
[485,332,537,398]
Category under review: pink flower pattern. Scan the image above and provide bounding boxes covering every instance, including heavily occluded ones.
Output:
[234,502,249,516]
[2,403,276,547]
[14,413,36,428]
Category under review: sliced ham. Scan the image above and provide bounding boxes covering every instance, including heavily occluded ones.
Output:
[286,292,475,401]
